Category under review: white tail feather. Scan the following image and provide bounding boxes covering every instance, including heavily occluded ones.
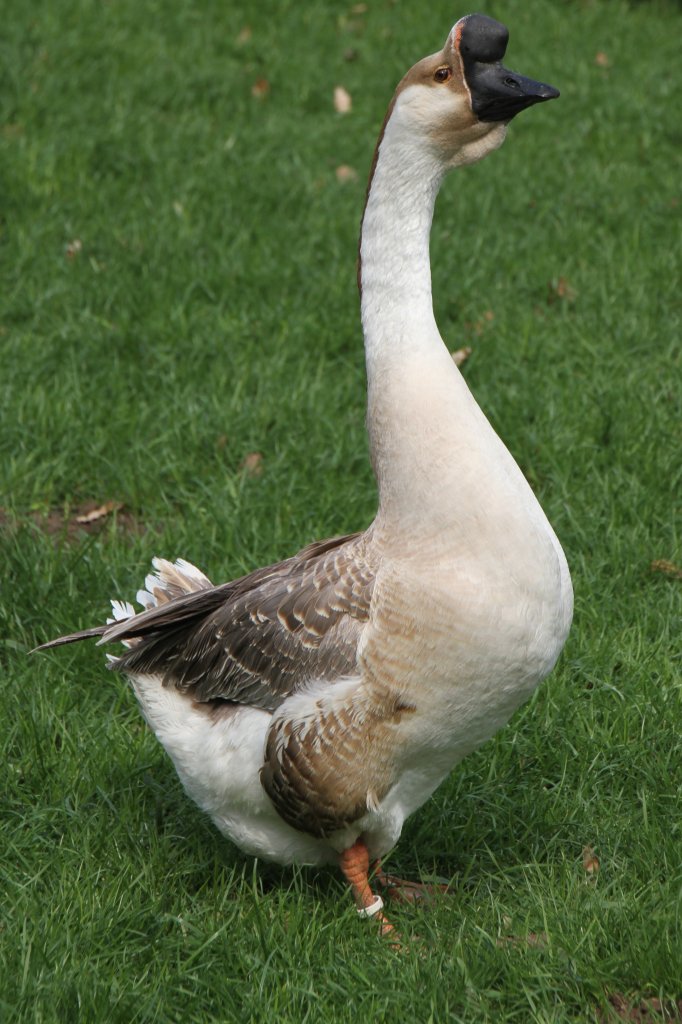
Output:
[151,557,212,593]
[108,599,135,623]
[108,558,213,649]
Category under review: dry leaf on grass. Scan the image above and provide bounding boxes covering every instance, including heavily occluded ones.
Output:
[0,503,144,542]
[75,501,123,525]
[650,559,682,580]
[600,993,682,1022]
[582,844,600,876]
[335,164,358,183]
[251,78,270,99]
[595,51,611,68]
[451,346,472,367]
[548,277,577,304]
[236,26,252,45]
[241,452,264,477]
[333,86,352,114]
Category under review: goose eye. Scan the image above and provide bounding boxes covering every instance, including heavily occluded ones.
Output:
[434,67,452,83]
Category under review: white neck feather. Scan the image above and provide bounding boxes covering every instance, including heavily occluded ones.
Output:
[360,130,444,363]
[360,96,536,543]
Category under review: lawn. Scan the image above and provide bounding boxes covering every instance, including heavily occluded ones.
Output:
[1,0,680,1020]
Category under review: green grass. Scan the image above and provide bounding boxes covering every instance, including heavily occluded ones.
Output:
[1,0,680,1020]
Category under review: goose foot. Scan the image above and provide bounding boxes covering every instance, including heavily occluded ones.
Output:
[339,839,398,942]
[373,862,451,905]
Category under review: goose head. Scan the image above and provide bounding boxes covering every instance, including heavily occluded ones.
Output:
[388,13,559,170]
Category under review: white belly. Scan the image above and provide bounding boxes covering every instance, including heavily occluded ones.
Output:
[129,674,338,866]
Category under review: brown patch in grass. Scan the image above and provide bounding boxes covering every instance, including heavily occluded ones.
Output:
[335,164,358,184]
[650,559,682,580]
[0,502,145,542]
[240,452,264,477]
[582,844,600,876]
[251,78,270,99]
[598,994,682,1022]
[548,276,577,304]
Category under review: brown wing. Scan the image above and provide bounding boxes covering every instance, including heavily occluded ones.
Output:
[102,532,376,712]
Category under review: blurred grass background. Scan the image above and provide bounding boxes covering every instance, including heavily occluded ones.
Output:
[1,0,680,1020]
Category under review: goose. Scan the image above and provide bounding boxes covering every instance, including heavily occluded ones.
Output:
[37,13,572,938]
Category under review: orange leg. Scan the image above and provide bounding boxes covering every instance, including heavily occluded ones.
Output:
[339,839,396,939]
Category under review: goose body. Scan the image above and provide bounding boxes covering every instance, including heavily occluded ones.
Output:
[40,15,572,926]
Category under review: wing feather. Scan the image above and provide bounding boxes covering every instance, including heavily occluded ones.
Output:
[106,531,376,711]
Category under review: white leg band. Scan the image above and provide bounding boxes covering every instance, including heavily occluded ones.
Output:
[357,894,384,918]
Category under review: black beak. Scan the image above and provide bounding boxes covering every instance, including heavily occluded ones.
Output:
[469,62,560,122]
[453,14,559,124]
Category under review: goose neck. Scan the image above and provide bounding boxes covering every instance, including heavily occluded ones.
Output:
[359,133,444,363]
